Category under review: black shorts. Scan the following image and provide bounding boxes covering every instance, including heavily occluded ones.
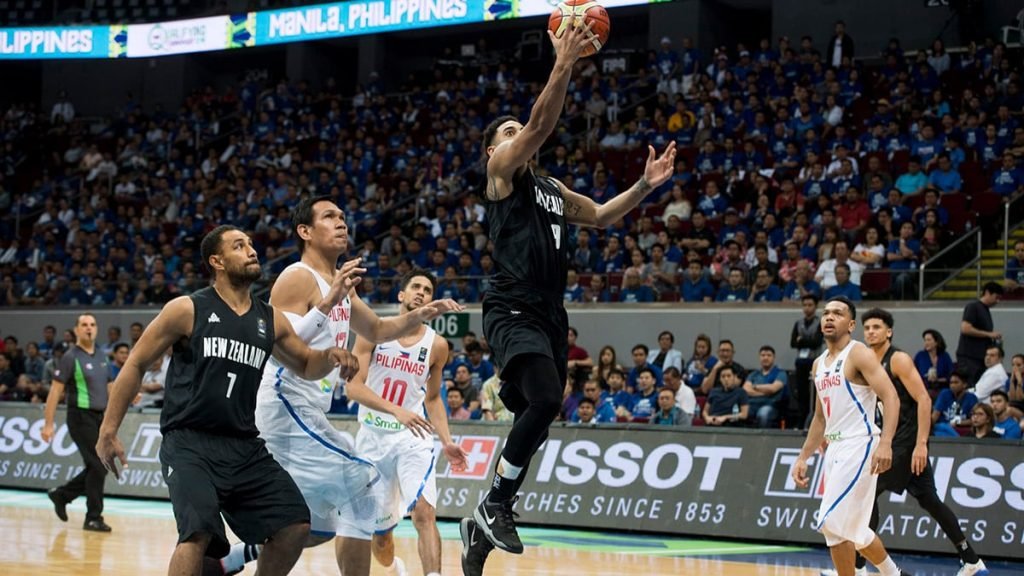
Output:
[876,444,938,499]
[160,429,310,558]
[483,289,568,378]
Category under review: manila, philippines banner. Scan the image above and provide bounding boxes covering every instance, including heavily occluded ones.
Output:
[0,404,1021,559]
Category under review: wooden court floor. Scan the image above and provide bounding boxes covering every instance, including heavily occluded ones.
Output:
[3,489,1005,576]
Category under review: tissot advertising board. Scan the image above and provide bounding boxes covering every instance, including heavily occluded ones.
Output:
[1,405,1020,558]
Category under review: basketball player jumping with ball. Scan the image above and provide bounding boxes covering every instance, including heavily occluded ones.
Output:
[459,12,677,576]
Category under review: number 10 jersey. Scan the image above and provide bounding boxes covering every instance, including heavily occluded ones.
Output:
[357,326,436,433]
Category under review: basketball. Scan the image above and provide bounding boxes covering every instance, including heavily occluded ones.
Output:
[548,0,611,58]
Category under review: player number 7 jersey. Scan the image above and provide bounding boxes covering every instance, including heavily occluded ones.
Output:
[358,327,436,433]
[813,340,880,442]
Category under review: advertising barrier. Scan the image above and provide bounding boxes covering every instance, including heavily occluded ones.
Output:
[2,404,1020,559]
[0,0,659,59]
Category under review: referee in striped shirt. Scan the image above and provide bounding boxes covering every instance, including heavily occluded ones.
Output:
[43,313,113,532]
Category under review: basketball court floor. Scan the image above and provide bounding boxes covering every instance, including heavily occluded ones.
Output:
[2,489,1021,575]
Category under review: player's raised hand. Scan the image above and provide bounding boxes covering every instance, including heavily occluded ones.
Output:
[393,407,435,439]
[327,258,365,304]
[412,298,464,323]
[96,432,128,480]
[790,457,809,489]
[549,17,595,63]
[642,141,677,191]
[443,441,469,472]
[329,348,360,380]
[871,442,893,475]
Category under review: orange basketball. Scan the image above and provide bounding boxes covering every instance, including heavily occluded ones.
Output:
[548,0,611,58]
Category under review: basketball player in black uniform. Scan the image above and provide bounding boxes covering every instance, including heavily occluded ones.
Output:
[829,308,987,576]
[459,21,677,576]
[96,225,360,576]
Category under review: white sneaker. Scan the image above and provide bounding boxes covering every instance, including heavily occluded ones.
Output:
[819,568,868,576]
[385,557,408,576]
[956,559,989,576]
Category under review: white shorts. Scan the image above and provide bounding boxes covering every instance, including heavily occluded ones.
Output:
[355,426,437,534]
[815,435,879,549]
[255,392,380,539]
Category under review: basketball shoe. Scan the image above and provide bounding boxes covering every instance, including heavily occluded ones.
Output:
[956,559,989,576]
[819,568,867,576]
[461,517,495,576]
[472,495,523,553]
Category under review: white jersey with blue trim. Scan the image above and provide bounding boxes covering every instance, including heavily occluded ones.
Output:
[259,261,351,412]
[813,340,880,442]
[358,326,435,433]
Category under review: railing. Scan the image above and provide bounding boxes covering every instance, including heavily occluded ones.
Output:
[1004,193,1024,270]
[918,227,982,301]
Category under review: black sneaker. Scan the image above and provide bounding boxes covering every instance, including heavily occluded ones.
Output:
[460,517,494,576]
[472,496,523,554]
[83,519,112,532]
[47,488,68,522]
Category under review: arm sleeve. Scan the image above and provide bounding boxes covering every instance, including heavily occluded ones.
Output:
[282,307,330,343]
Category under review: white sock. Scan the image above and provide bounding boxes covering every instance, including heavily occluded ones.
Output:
[498,456,522,480]
[875,555,899,576]
[220,543,260,573]
[426,572,441,576]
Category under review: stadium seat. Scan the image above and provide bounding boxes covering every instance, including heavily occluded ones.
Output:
[860,269,891,299]
[943,193,968,231]
[971,192,1003,218]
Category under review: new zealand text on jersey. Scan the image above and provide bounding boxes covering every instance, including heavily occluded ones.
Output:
[203,337,268,370]
[535,186,563,215]
[374,352,426,377]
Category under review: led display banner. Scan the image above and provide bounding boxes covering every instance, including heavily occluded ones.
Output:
[0,25,110,58]
[126,16,236,57]
[255,0,484,45]
[8,405,1015,557]
[0,0,660,59]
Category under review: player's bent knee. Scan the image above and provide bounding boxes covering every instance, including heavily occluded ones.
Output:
[271,522,310,547]
[180,531,213,547]
[411,503,436,527]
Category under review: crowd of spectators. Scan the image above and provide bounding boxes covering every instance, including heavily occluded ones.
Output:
[0,24,1021,309]
[1,302,1020,440]
[412,318,1021,437]
[0,320,165,407]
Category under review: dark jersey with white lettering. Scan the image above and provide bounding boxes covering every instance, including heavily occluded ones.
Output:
[484,168,569,297]
[161,287,276,437]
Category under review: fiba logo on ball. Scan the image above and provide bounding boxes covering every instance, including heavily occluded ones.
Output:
[147,24,166,51]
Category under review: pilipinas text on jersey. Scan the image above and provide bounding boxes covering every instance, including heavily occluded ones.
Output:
[358,327,436,432]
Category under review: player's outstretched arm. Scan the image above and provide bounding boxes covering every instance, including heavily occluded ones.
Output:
[272,258,365,343]
[556,142,677,228]
[271,307,358,381]
[853,344,899,475]
[97,296,194,478]
[349,293,463,344]
[424,335,467,471]
[344,335,435,438]
[486,20,596,197]
[892,350,932,475]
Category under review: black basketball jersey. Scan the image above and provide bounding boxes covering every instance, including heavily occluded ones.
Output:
[160,287,276,438]
[484,168,569,297]
[880,345,919,448]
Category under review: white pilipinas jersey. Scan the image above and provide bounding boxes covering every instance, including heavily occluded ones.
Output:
[358,327,435,433]
[813,340,880,442]
[260,262,351,412]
